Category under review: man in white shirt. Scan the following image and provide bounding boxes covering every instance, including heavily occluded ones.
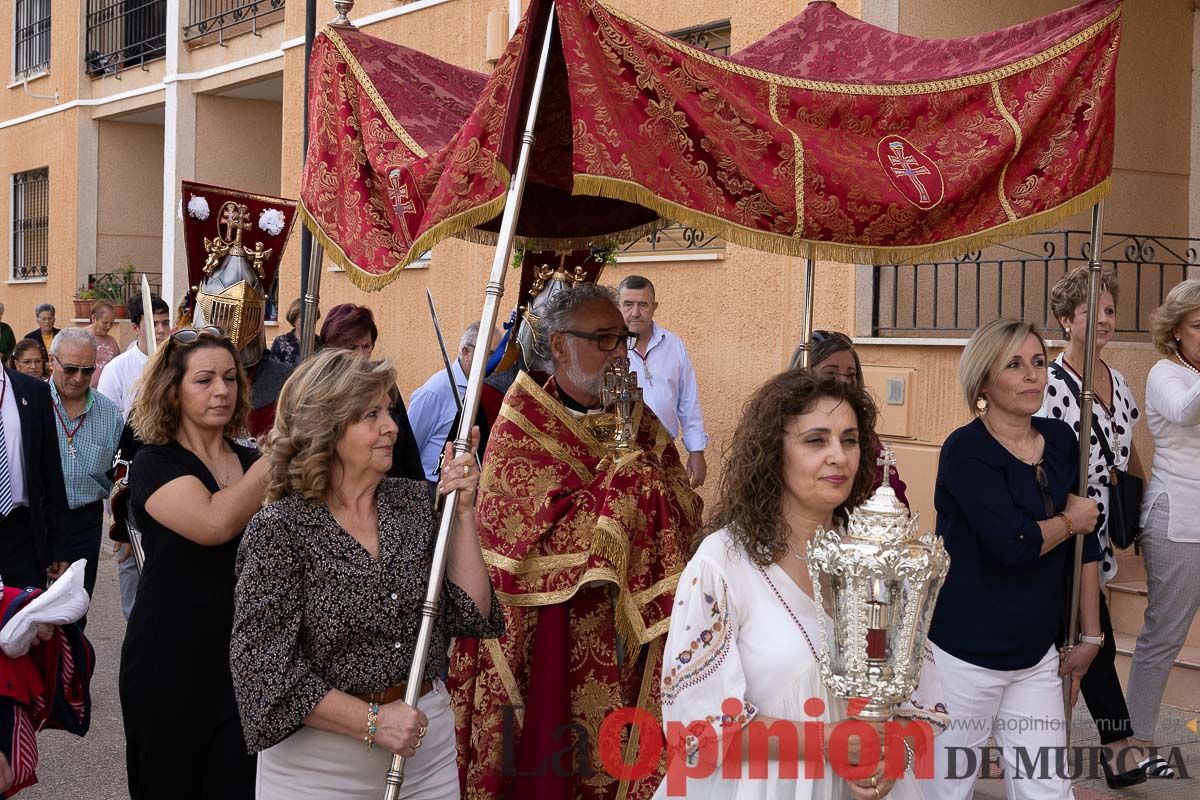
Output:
[617,275,709,487]
[408,321,500,481]
[95,294,169,619]
[96,295,171,417]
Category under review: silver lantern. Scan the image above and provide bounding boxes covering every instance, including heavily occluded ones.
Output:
[806,446,949,721]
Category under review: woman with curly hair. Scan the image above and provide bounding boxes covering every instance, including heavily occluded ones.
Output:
[230,348,502,799]
[119,327,270,799]
[656,370,946,800]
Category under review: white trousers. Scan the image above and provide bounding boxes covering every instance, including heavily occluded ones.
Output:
[922,644,1072,800]
[256,681,458,800]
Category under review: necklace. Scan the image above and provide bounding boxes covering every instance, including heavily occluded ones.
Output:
[786,541,809,564]
[759,568,819,660]
[1176,353,1200,377]
[195,451,234,488]
[52,400,87,458]
[982,418,1039,465]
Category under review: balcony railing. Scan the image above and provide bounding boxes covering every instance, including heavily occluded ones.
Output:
[616,221,725,260]
[14,0,51,79]
[184,0,286,46]
[85,271,162,309]
[872,230,1200,339]
[85,0,167,78]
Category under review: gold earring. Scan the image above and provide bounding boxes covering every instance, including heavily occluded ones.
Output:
[975,396,989,414]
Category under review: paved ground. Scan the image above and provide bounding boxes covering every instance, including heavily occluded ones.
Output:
[23,546,127,799]
[16,550,1200,798]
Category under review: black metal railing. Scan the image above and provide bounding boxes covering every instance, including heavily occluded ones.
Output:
[85,271,162,308]
[872,230,1200,339]
[11,169,49,281]
[616,221,724,258]
[184,0,286,45]
[85,0,167,78]
[15,0,51,78]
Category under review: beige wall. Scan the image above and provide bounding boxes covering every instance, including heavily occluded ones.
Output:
[194,96,284,195]
[96,121,165,284]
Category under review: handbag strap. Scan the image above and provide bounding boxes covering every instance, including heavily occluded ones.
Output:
[1048,361,1117,470]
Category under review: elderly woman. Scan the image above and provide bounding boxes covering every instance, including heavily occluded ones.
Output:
[793,330,909,506]
[658,370,945,799]
[85,300,121,387]
[269,298,320,367]
[925,319,1101,800]
[231,348,502,798]
[1122,279,1200,780]
[1037,267,1145,786]
[119,327,269,799]
[320,303,425,482]
[11,339,46,379]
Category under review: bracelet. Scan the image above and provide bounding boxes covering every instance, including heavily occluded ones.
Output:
[365,702,379,751]
[1056,512,1074,537]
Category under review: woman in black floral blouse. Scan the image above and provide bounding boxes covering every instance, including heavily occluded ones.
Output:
[231,348,502,799]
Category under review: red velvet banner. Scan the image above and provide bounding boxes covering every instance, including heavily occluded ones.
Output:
[301,0,1121,290]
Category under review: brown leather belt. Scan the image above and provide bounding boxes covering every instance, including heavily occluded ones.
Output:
[352,679,434,705]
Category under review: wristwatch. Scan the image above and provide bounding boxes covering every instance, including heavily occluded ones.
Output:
[1077,633,1105,647]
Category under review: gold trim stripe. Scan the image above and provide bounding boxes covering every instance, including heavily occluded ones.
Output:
[572,172,1112,267]
[498,403,594,484]
[594,0,1121,96]
[615,637,664,800]
[768,81,805,237]
[495,566,621,606]
[990,81,1021,223]
[484,638,525,727]
[324,28,430,159]
[483,549,590,575]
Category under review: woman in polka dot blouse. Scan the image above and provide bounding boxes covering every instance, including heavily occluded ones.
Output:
[1037,266,1145,787]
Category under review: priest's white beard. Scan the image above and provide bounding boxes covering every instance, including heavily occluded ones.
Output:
[562,347,604,406]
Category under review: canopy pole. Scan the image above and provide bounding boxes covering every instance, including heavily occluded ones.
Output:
[1063,200,1104,744]
[381,4,559,798]
[298,0,323,360]
[796,257,817,367]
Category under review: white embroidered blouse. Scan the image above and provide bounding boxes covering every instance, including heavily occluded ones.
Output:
[655,527,948,799]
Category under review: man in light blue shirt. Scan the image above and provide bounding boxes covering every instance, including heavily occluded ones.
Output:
[409,321,500,481]
[48,328,124,613]
[617,275,709,487]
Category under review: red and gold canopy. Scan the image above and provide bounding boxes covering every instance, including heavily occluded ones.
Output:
[301,0,1121,290]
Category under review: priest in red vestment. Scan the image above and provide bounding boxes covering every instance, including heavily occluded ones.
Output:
[449,283,701,800]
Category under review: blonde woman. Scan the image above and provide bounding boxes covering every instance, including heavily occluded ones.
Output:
[925,319,1101,800]
[1122,280,1200,779]
[119,327,269,800]
[231,348,502,799]
[85,299,121,387]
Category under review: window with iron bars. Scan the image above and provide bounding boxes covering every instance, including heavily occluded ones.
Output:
[616,20,731,261]
[85,0,167,78]
[14,0,51,79]
[11,169,50,281]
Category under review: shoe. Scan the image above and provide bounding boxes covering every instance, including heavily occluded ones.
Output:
[1100,750,1147,789]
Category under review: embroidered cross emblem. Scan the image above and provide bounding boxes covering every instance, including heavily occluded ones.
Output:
[388,170,417,218]
[887,142,932,205]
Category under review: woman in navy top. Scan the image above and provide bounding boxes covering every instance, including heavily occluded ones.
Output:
[924,320,1102,800]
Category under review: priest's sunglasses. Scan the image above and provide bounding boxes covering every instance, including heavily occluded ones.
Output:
[563,329,636,352]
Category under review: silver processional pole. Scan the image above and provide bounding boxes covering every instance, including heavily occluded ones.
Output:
[795,257,817,367]
[1062,200,1104,745]
[382,4,560,797]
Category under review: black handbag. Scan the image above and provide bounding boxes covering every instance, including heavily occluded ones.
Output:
[1050,363,1143,549]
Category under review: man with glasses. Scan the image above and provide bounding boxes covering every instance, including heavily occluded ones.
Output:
[47,329,123,614]
[617,274,709,487]
[449,283,700,800]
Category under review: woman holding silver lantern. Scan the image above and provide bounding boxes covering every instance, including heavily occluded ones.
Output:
[230,349,503,799]
[926,319,1102,800]
[657,370,946,800]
